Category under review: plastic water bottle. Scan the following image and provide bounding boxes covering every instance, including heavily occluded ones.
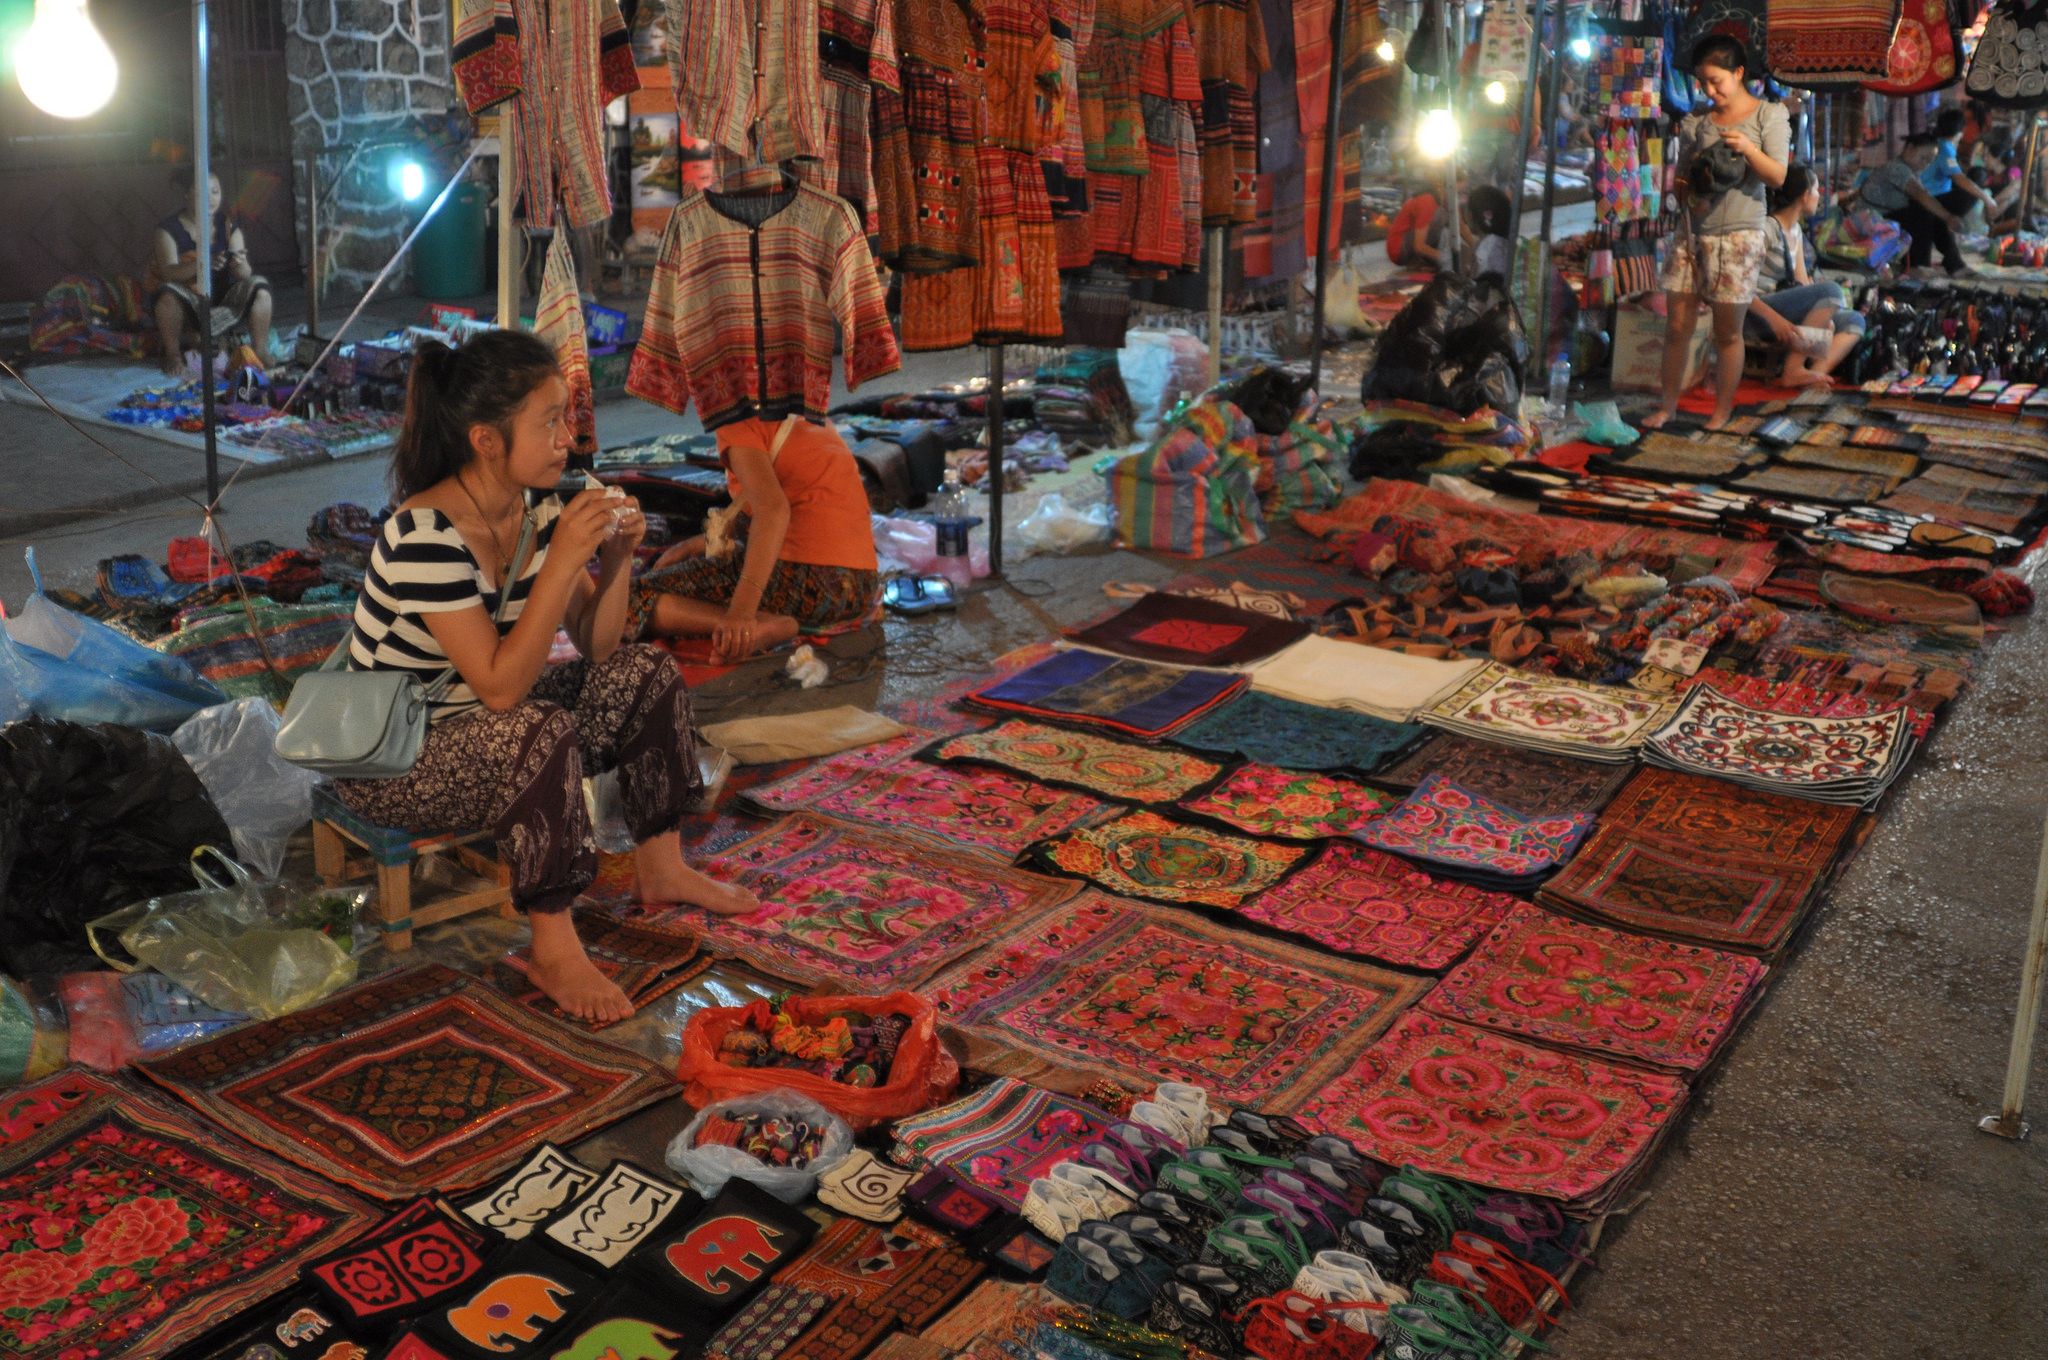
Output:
[1547,353,1572,411]
[930,471,975,591]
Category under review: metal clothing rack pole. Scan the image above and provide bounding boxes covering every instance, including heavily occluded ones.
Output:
[1307,0,1351,395]
[193,0,219,505]
[1441,0,1466,276]
[1533,0,1569,367]
[1506,0,1546,249]
[986,343,1005,578]
[1206,226,1225,387]
[496,114,521,327]
[1979,806,2048,1141]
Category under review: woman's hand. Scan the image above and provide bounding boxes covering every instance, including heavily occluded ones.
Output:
[711,606,763,661]
[1720,128,1759,160]
[545,488,618,572]
[1767,312,1799,348]
[598,494,646,566]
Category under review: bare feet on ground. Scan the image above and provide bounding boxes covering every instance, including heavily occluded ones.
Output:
[529,949,634,1024]
[1639,409,1674,430]
[641,863,761,916]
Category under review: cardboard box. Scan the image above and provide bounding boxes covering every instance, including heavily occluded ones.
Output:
[1610,298,1714,393]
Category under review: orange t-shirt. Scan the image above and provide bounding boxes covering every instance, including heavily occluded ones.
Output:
[716,416,878,571]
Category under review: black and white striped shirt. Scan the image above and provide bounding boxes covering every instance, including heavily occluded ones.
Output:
[346,498,563,721]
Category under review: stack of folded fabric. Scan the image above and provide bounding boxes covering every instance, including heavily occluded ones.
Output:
[1641,686,1918,807]
[1420,662,1679,764]
[965,648,1247,740]
[1356,776,1596,892]
[1249,636,1485,723]
[1538,767,1862,955]
[1065,594,1310,671]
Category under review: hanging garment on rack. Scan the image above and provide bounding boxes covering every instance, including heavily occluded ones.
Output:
[1964,0,2048,108]
[874,0,985,273]
[1866,0,1961,96]
[452,0,639,229]
[799,0,901,231]
[1192,0,1271,226]
[1766,0,1903,88]
[535,231,596,465]
[670,0,825,165]
[1089,22,1205,272]
[1081,0,1187,176]
[1243,0,1305,280]
[1295,0,1391,261]
[1047,0,1096,226]
[626,183,900,429]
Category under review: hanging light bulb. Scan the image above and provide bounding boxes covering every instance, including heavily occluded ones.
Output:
[1416,108,1461,161]
[1484,80,1509,106]
[14,0,118,120]
[1569,35,1593,60]
[1376,35,1398,63]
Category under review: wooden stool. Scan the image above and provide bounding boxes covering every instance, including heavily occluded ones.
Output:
[310,788,517,952]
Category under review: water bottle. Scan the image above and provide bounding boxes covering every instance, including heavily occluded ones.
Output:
[931,471,975,591]
[1547,353,1572,410]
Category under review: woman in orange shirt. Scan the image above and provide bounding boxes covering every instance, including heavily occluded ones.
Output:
[631,415,880,660]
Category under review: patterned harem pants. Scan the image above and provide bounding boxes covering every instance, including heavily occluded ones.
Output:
[330,645,701,913]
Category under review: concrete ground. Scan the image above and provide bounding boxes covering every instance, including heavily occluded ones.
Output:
[5,193,2042,1356]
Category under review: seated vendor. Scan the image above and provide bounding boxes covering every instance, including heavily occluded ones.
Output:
[1748,163,1864,386]
[632,415,881,661]
[147,167,272,377]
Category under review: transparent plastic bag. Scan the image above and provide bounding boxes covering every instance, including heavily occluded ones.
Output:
[171,700,321,879]
[1015,493,1115,554]
[85,848,362,1020]
[663,1089,854,1203]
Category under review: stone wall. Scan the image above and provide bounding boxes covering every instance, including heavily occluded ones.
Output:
[283,0,457,297]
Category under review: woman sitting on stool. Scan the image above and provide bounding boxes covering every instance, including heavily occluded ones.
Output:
[147,167,272,376]
[632,415,881,662]
[330,331,757,1025]
[1748,164,1865,386]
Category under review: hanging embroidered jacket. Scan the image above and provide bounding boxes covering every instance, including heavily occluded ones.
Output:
[671,0,826,166]
[802,0,902,230]
[626,183,901,430]
[534,232,596,467]
[452,0,639,229]
[1192,0,1269,226]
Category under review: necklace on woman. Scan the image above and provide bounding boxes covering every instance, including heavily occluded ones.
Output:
[455,475,517,586]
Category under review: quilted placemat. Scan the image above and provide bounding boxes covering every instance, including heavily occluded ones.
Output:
[1021,809,1311,910]
[921,719,1227,803]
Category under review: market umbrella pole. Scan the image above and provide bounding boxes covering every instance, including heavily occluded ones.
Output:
[1308,0,1350,395]
[194,0,218,505]
[986,344,1005,578]
[1980,806,2048,1141]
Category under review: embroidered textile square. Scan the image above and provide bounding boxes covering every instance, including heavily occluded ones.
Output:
[927,892,1432,1111]
[1177,762,1399,840]
[1237,841,1519,972]
[1023,809,1311,909]
[965,649,1249,739]
[1357,777,1596,886]
[1375,734,1635,818]
[1169,690,1430,773]
[889,1077,1118,1210]
[923,719,1227,803]
[135,965,672,1199]
[1420,663,1679,762]
[775,1218,985,1328]
[1065,592,1311,667]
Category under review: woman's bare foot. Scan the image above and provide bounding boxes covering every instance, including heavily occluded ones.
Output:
[527,912,634,1023]
[1639,409,1676,430]
[640,861,760,916]
[1780,367,1830,387]
[159,355,186,379]
[712,614,800,663]
[1702,414,1734,431]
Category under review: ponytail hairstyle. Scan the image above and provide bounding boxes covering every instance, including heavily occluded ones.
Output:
[392,330,562,500]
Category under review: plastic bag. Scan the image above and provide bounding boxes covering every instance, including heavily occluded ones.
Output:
[170,700,321,880]
[1016,494,1115,553]
[872,515,990,578]
[1362,272,1530,416]
[664,1089,855,1203]
[86,848,362,1021]
[0,550,225,731]
[1117,329,1207,439]
[677,991,960,1132]
[0,717,235,976]
[584,771,637,854]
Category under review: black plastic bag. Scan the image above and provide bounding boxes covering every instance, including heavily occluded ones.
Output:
[1361,271,1530,416]
[1219,366,1313,436]
[0,717,233,974]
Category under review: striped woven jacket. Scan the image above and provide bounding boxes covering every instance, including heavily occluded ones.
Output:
[626,184,901,431]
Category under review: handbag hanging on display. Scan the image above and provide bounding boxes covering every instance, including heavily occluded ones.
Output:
[274,511,537,778]
[1612,219,1665,299]
[1595,120,1647,225]
[1965,0,2048,107]
[1866,0,1962,95]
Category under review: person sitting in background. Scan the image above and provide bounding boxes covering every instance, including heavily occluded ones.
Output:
[632,416,881,661]
[1860,133,1971,279]
[1748,164,1864,386]
[1464,184,1514,280]
[1387,185,1442,270]
[146,167,272,377]
[1924,108,1999,231]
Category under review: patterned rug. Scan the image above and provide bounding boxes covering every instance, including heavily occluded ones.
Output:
[1374,733,1635,818]
[963,649,1249,740]
[889,1078,1119,1210]
[1168,690,1431,773]
[1538,767,1862,953]
[1022,809,1311,910]
[1237,841,1520,972]
[135,965,673,1199]
[776,1218,985,1329]
[1420,663,1678,764]
[1358,777,1597,890]
[1176,762,1399,840]
[657,813,1081,990]
[1422,903,1769,1073]
[1642,686,1917,805]
[489,908,712,1029]
[927,891,1432,1111]
[1065,592,1311,668]
[1300,1012,1688,1210]
[921,719,1227,803]
[743,732,1114,859]
[0,1071,376,1360]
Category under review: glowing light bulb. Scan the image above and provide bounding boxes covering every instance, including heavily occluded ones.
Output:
[1416,108,1461,161]
[1376,38,1397,62]
[1570,36,1593,60]
[14,0,118,120]
[1484,80,1509,106]
[397,161,427,201]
